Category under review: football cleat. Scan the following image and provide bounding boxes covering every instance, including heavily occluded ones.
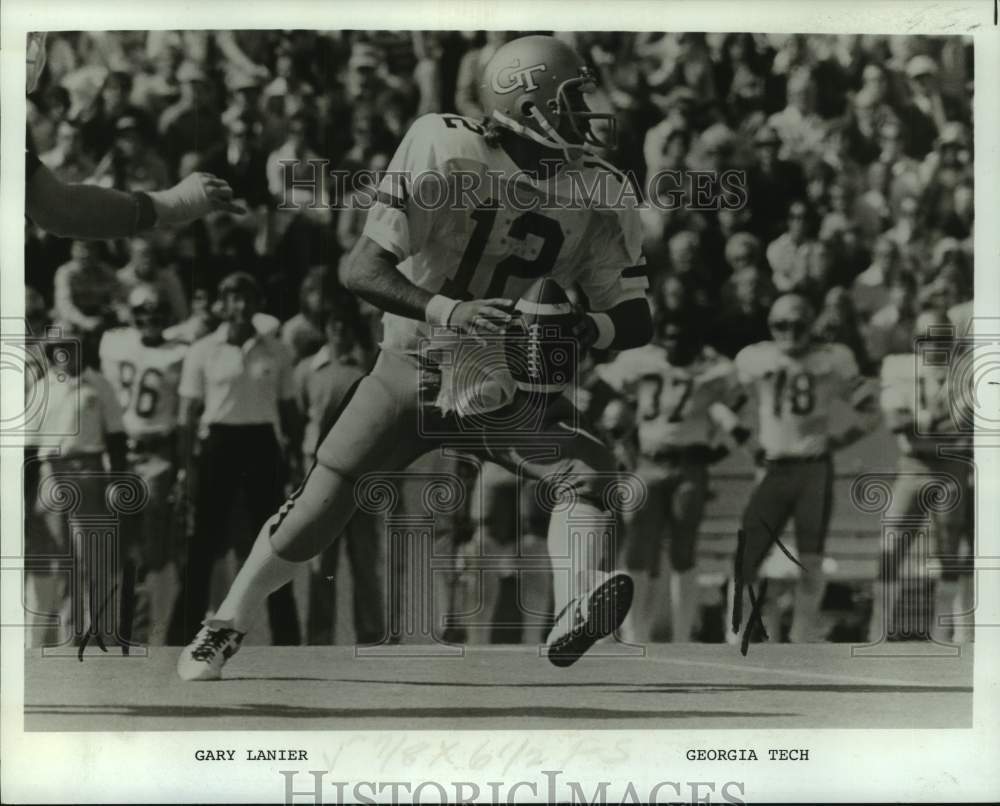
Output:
[176,620,245,681]
[545,572,634,668]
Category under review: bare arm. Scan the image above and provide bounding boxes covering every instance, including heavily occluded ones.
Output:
[343,236,512,332]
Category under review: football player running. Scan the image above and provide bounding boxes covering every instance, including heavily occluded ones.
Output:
[870,310,973,644]
[600,312,745,643]
[178,35,651,680]
[731,294,880,644]
[100,286,189,645]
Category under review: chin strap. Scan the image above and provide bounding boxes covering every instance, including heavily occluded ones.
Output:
[492,108,592,163]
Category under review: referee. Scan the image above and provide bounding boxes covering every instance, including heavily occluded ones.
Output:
[172,272,301,644]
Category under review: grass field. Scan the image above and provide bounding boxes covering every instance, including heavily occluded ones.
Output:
[25,642,972,731]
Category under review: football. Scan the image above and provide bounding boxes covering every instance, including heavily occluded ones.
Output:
[505,278,580,396]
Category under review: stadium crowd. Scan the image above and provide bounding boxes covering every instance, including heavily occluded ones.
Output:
[24,31,973,647]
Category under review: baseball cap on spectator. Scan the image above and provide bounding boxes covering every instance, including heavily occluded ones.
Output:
[753,124,781,147]
[699,122,735,155]
[128,283,161,311]
[177,61,207,84]
[936,121,968,148]
[218,271,259,300]
[115,115,140,134]
[349,43,381,70]
[905,55,938,79]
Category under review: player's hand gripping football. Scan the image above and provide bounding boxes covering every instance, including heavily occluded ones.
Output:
[447,298,515,334]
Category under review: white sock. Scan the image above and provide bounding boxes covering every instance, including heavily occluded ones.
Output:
[547,501,615,615]
[213,529,303,634]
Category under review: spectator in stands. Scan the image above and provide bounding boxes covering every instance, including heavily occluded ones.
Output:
[813,286,873,374]
[454,31,507,118]
[40,120,95,183]
[281,267,329,362]
[53,240,124,333]
[921,122,972,233]
[710,265,774,357]
[898,55,949,158]
[27,84,71,154]
[767,66,826,162]
[208,115,270,209]
[765,200,821,294]
[221,70,261,127]
[158,61,225,174]
[82,70,149,159]
[93,115,171,192]
[865,271,919,363]
[844,83,895,166]
[745,124,806,242]
[164,282,216,345]
[116,235,188,324]
[884,194,927,273]
[875,119,923,211]
[852,235,900,320]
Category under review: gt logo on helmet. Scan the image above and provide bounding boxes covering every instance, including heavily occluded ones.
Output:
[491,60,547,94]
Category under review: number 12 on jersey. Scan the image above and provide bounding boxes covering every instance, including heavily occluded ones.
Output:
[441,203,565,299]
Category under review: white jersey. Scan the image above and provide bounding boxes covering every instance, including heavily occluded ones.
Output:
[363,113,647,415]
[100,328,187,437]
[736,340,865,459]
[600,344,742,454]
[880,352,969,457]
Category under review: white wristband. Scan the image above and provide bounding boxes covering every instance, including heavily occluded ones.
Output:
[587,312,615,350]
[425,294,461,327]
[147,173,212,226]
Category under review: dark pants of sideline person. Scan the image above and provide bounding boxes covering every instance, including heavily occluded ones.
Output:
[171,424,301,644]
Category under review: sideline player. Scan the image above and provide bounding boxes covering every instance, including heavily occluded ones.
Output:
[869,310,973,643]
[731,294,880,644]
[600,312,745,643]
[178,35,652,679]
[24,32,242,239]
[100,286,188,645]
